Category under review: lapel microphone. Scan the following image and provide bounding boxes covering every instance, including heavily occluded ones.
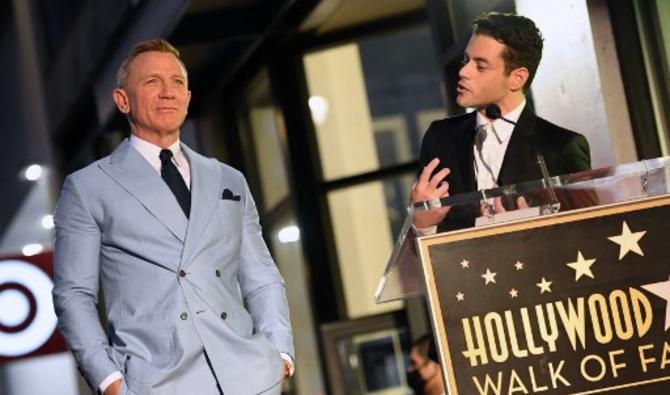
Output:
[484,104,559,213]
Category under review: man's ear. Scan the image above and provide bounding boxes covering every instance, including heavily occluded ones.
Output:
[508,67,529,93]
[113,88,130,114]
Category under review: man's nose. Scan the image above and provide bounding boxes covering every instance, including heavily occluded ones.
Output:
[159,83,175,98]
[458,63,469,78]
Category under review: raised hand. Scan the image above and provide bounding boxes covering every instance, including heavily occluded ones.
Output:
[411,158,451,228]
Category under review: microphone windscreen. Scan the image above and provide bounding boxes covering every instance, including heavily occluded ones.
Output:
[485,104,502,120]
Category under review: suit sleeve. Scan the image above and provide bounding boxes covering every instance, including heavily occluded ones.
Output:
[52,176,119,390]
[236,175,294,358]
[560,134,591,174]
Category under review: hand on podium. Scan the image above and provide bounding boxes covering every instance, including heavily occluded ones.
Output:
[480,195,529,216]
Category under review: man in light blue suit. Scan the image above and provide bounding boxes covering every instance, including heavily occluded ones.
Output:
[53,39,294,395]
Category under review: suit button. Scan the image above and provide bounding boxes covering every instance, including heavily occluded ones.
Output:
[215,270,221,277]
[180,312,188,320]
[220,312,227,320]
[179,270,186,277]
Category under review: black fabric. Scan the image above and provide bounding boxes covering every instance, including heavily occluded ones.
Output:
[159,149,191,218]
[427,339,438,365]
[418,105,591,232]
[406,369,427,394]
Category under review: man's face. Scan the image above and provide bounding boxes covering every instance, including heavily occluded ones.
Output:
[114,51,191,138]
[456,33,514,110]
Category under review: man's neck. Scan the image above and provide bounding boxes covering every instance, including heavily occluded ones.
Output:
[131,128,179,149]
[425,379,445,395]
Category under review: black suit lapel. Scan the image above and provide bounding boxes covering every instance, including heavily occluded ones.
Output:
[498,105,537,186]
[456,113,477,192]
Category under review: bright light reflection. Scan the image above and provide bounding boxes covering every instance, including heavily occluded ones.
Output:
[24,164,43,181]
[22,243,44,257]
[278,226,300,243]
[0,289,30,327]
[308,96,329,125]
[41,215,54,229]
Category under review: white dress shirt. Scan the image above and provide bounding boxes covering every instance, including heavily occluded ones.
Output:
[473,99,525,190]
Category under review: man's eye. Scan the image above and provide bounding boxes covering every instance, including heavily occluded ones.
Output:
[145,79,157,85]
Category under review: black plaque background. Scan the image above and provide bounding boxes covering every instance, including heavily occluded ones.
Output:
[427,201,670,394]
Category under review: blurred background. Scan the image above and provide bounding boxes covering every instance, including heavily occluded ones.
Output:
[0,0,669,394]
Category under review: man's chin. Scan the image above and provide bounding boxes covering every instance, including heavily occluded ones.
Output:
[456,97,472,108]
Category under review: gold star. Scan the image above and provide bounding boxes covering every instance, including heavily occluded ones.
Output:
[537,277,552,294]
[514,261,524,271]
[482,268,497,285]
[566,251,596,281]
[456,292,465,301]
[641,275,670,330]
[608,221,646,260]
[460,259,470,268]
[509,288,518,298]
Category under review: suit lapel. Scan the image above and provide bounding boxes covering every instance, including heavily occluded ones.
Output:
[99,139,188,242]
[456,113,477,192]
[180,144,220,267]
[498,106,536,186]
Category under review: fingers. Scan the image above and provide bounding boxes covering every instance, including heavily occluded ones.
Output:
[418,158,440,185]
[418,158,450,190]
[413,158,451,205]
[435,181,450,197]
[429,167,451,189]
[493,196,505,213]
[516,196,529,209]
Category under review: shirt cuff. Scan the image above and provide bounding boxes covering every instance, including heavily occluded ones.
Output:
[280,353,295,377]
[99,371,123,394]
[413,225,437,237]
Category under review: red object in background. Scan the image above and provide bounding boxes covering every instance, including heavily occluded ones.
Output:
[0,251,68,364]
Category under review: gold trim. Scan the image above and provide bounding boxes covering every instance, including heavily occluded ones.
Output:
[568,376,670,394]
[419,240,460,394]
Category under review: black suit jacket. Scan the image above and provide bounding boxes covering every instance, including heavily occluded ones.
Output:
[419,105,591,230]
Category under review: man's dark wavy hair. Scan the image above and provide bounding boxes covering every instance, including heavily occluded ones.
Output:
[473,12,544,92]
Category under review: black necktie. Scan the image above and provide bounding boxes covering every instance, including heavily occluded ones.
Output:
[159,149,191,218]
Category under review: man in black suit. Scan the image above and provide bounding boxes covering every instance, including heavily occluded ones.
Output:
[412,12,591,231]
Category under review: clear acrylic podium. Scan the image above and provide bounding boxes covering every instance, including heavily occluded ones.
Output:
[375,157,670,304]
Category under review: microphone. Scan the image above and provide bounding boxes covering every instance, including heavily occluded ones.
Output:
[483,104,559,213]
[484,104,502,120]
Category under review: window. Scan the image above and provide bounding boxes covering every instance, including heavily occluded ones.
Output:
[303,24,445,318]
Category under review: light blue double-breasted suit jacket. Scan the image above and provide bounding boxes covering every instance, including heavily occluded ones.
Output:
[52,139,293,394]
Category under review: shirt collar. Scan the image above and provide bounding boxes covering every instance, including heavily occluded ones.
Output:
[129,134,189,177]
[129,134,182,158]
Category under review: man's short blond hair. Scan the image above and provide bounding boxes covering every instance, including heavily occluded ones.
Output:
[116,39,187,87]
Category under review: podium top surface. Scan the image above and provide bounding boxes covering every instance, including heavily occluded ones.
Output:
[375,157,670,303]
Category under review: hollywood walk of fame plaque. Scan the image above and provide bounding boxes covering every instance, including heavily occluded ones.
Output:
[419,195,670,395]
